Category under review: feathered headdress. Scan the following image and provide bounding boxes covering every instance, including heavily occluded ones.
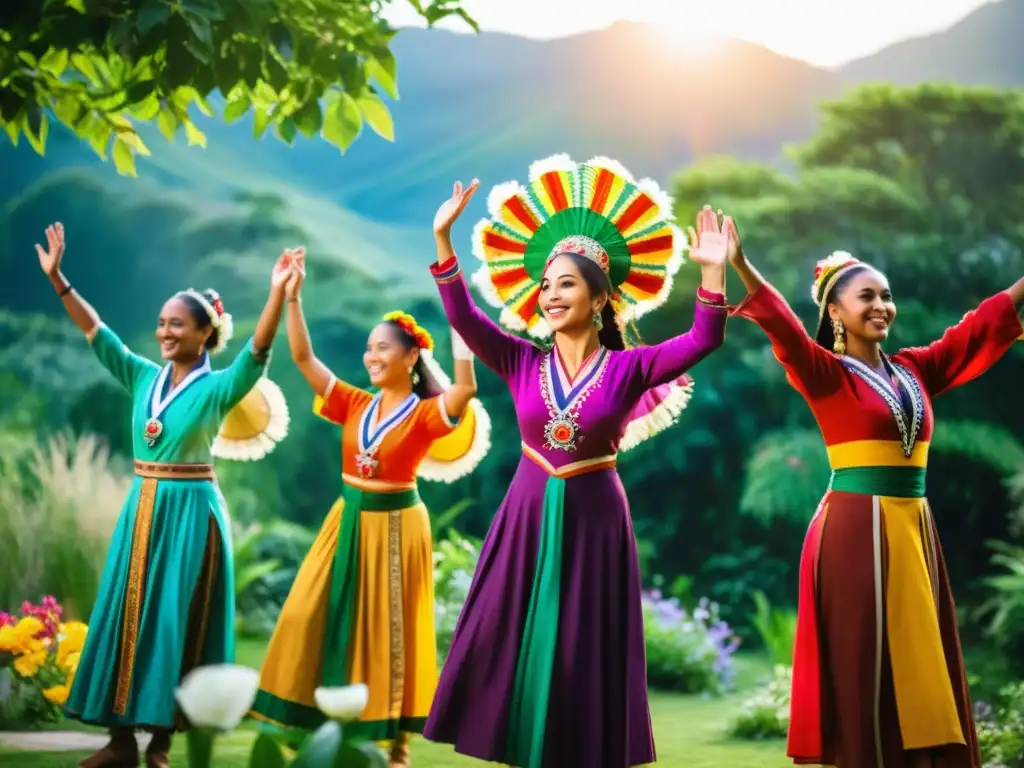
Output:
[471,153,685,338]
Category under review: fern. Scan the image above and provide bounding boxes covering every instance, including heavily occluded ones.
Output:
[930,420,1024,476]
[739,429,830,525]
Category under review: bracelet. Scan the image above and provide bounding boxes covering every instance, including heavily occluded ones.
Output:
[59,284,72,297]
[287,297,301,304]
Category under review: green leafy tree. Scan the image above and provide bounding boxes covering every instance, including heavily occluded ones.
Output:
[0,0,477,174]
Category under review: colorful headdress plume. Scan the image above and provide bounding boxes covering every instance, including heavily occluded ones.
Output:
[471,153,686,338]
[383,311,435,352]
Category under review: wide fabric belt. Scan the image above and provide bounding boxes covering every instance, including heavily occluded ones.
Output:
[520,442,616,478]
[830,466,926,498]
[133,460,214,480]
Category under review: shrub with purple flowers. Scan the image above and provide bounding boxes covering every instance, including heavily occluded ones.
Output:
[642,591,740,695]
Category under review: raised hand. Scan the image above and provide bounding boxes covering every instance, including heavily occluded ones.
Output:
[686,206,728,267]
[433,179,480,236]
[722,214,744,265]
[35,223,65,277]
[285,257,305,300]
[272,247,304,291]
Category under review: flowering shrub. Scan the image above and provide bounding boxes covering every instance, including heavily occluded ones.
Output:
[0,596,88,728]
[433,529,479,666]
[976,681,1024,768]
[730,664,792,740]
[642,591,740,695]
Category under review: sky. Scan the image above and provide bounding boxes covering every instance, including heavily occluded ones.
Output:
[384,0,996,68]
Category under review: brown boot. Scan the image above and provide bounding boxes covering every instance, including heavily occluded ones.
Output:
[388,732,411,767]
[77,726,139,767]
[144,729,172,768]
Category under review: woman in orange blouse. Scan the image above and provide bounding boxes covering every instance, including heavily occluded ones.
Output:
[249,257,489,767]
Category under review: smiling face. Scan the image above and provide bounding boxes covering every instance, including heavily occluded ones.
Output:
[539,253,608,335]
[155,297,212,362]
[364,323,419,389]
[828,268,897,344]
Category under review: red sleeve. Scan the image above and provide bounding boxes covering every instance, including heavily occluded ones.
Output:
[729,283,844,400]
[895,291,1022,397]
[312,375,372,426]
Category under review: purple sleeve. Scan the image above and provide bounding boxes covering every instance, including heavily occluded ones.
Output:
[429,257,529,381]
[626,299,727,390]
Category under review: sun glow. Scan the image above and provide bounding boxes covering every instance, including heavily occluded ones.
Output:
[651,19,726,54]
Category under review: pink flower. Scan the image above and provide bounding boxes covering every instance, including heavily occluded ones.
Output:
[0,612,14,628]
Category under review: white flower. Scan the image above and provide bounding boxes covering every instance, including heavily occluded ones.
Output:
[314,684,369,722]
[175,664,260,731]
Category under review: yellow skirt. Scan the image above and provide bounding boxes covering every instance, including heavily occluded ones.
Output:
[250,481,437,740]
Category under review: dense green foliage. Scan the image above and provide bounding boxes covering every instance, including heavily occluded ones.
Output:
[0,0,476,174]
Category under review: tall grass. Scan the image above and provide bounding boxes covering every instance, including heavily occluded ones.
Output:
[0,431,128,620]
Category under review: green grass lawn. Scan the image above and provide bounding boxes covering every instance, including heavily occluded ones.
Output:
[0,640,792,767]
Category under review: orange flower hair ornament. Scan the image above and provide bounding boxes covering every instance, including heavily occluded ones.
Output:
[382,311,435,352]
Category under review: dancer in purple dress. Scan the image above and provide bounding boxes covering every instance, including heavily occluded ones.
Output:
[422,155,730,767]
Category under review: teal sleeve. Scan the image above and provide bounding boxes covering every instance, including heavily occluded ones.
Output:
[89,324,159,393]
[210,338,269,412]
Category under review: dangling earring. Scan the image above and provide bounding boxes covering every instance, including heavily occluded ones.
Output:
[593,311,603,331]
[831,318,846,355]
[410,367,420,385]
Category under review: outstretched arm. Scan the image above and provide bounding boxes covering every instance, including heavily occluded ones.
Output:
[723,215,842,399]
[897,277,1023,396]
[37,223,156,392]
[281,251,334,397]
[210,248,297,411]
[431,181,530,381]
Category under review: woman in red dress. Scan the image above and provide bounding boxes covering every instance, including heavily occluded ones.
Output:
[715,206,1024,767]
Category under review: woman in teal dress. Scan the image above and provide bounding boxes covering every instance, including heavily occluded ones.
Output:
[34,223,296,768]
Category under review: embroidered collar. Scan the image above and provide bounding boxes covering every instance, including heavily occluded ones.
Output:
[148,355,212,420]
[840,355,924,458]
[546,346,609,414]
[359,392,419,456]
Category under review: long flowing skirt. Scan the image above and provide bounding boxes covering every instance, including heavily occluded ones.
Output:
[788,490,980,767]
[65,476,233,729]
[424,455,654,768]
[250,485,437,740]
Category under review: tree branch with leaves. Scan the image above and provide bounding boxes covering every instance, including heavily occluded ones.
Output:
[0,0,477,175]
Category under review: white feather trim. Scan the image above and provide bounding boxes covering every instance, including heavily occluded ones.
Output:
[635,177,678,222]
[498,306,530,333]
[665,223,687,276]
[524,313,551,339]
[211,376,291,461]
[619,377,695,452]
[585,156,635,183]
[470,218,492,264]
[417,398,492,483]
[486,181,524,218]
[528,153,576,182]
